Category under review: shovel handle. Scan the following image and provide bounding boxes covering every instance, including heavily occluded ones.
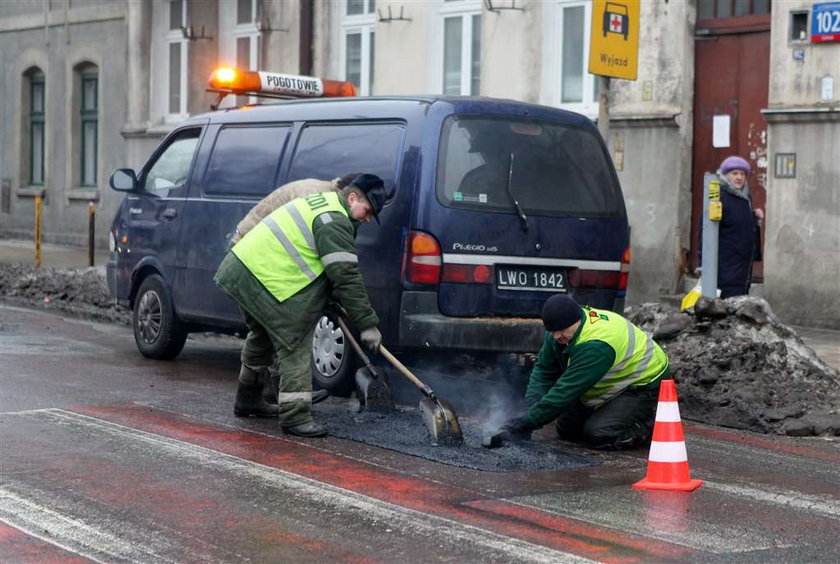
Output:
[378,345,434,398]
[335,316,375,372]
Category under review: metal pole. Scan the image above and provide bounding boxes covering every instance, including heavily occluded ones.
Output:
[701,173,721,298]
[88,201,96,267]
[597,76,611,145]
[34,194,42,268]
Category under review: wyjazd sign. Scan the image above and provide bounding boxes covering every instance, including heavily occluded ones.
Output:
[812,2,840,43]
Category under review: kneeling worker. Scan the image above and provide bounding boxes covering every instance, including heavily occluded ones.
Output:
[214,174,386,437]
[502,294,669,450]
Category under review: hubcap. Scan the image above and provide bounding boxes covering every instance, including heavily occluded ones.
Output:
[312,316,346,378]
[136,290,163,345]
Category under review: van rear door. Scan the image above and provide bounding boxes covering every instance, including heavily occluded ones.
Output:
[419,114,628,317]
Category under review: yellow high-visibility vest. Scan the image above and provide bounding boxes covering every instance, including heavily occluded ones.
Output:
[576,306,668,407]
[232,191,348,302]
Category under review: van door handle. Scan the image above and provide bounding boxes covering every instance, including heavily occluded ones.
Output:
[161,208,178,220]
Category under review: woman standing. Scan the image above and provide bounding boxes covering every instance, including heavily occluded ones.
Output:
[715,156,764,298]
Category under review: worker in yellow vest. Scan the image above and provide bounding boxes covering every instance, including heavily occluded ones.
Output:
[214,174,386,438]
[501,294,670,450]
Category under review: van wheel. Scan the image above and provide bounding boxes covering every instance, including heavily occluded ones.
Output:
[133,274,188,360]
[310,313,356,396]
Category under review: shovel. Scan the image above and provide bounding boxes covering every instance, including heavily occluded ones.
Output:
[378,345,464,447]
[335,316,395,413]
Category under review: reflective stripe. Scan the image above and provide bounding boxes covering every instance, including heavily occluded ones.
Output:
[655,401,681,422]
[317,213,333,225]
[322,252,358,266]
[263,216,317,281]
[591,336,655,406]
[612,319,636,372]
[287,204,317,252]
[278,392,313,403]
[648,440,688,463]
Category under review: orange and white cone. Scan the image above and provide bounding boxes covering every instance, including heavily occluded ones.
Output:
[633,379,702,492]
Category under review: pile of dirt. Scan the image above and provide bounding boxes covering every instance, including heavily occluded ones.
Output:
[627,297,840,437]
[0,263,130,325]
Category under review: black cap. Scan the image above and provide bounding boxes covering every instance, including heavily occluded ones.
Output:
[350,173,387,224]
[542,294,582,331]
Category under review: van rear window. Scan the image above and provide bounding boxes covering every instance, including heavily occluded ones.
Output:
[436,116,622,217]
[204,125,290,197]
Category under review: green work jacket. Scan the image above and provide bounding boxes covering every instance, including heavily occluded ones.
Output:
[526,306,669,427]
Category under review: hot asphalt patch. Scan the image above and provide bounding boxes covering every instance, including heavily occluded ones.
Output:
[313,398,598,472]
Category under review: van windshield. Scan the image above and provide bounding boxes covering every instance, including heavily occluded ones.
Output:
[436,116,623,217]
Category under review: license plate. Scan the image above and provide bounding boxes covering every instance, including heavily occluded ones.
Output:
[496,265,567,292]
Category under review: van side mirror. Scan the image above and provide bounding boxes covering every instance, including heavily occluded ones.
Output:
[110,168,138,192]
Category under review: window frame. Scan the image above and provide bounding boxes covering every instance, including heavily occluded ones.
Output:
[29,73,46,186]
[541,0,600,119]
[165,0,189,120]
[340,0,376,95]
[80,69,99,188]
[233,0,261,105]
[439,0,482,96]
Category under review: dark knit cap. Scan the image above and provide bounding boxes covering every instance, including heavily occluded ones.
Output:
[541,294,582,331]
[350,173,387,224]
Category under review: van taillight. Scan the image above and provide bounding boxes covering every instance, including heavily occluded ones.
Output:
[568,270,619,288]
[618,247,631,295]
[405,231,441,285]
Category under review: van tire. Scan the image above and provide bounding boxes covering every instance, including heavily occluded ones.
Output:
[310,312,357,396]
[133,274,188,360]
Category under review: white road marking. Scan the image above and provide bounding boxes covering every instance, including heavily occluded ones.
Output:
[704,480,840,521]
[5,408,592,563]
[0,489,175,564]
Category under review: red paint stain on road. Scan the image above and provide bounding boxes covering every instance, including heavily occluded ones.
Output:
[0,522,92,564]
[75,404,692,562]
[685,423,840,464]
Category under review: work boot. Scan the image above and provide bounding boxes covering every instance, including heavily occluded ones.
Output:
[234,380,279,418]
[282,420,328,438]
[262,368,280,405]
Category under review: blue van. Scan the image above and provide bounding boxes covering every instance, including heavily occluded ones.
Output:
[108,72,629,394]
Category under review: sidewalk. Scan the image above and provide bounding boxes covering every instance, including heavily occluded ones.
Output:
[0,238,109,269]
[1,238,837,371]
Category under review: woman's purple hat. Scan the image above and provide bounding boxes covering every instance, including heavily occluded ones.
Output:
[720,156,751,175]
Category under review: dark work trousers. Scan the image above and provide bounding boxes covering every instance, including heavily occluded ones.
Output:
[554,384,660,450]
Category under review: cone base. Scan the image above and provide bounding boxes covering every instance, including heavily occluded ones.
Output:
[632,478,703,492]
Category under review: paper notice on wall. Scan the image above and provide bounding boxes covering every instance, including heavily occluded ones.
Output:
[713,115,731,148]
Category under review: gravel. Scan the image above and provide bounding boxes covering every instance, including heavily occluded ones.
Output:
[2,262,838,437]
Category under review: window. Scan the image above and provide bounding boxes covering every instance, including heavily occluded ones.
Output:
[80,68,98,187]
[342,0,376,95]
[143,128,201,198]
[234,0,261,105]
[166,0,188,117]
[557,1,599,116]
[204,126,290,197]
[436,116,622,217]
[288,123,405,193]
[698,0,771,19]
[28,70,46,186]
[440,1,481,95]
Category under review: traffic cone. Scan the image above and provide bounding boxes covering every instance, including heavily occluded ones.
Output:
[633,379,702,492]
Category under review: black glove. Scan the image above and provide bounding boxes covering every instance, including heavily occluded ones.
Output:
[500,415,536,439]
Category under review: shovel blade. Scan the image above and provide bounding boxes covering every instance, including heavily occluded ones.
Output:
[419,397,464,446]
[355,367,395,412]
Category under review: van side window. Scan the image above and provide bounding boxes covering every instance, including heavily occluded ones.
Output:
[143,128,201,198]
[288,123,404,195]
[204,125,290,197]
[437,116,621,217]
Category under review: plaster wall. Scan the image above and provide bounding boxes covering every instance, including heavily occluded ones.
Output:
[481,1,542,103]
[0,4,127,248]
[763,118,840,328]
[367,1,432,95]
[608,1,695,304]
[767,0,840,108]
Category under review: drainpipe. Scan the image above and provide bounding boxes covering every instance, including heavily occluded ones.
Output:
[299,0,313,75]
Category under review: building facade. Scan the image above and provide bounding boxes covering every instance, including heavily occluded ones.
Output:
[1,0,837,326]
